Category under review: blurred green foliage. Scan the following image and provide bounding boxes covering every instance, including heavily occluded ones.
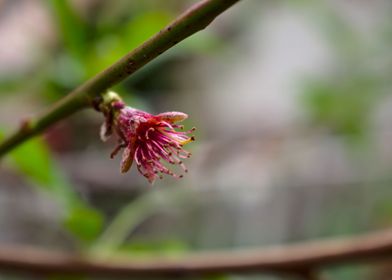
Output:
[86,10,173,77]
[49,0,88,59]
[10,136,55,187]
[300,1,391,143]
[302,75,377,138]
[64,204,103,243]
[91,188,194,255]
[0,130,103,244]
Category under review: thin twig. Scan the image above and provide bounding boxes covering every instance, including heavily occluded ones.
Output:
[0,0,240,157]
[0,228,392,277]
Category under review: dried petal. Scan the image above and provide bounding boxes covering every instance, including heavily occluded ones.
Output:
[100,121,112,142]
[120,143,135,173]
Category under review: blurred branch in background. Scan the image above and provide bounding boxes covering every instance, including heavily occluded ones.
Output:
[0,228,391,278]
[0,0,240,157]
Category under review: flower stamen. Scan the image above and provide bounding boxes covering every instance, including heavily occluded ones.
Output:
[103,106,195,183]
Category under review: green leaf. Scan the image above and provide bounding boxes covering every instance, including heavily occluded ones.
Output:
[123,11,172,50]
[301,75,377,139]
[0,130,103,244]
[91,188,194,255]
[9,136,77,206]
[10,136,55,186]
[179,31,223,54]
[64,204,104,243]
[48,0,88,59]
[86,11,172,75]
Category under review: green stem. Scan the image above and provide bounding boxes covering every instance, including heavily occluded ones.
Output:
[0,0,240,157]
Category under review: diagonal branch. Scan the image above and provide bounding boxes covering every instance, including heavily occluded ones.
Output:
[1,228,392,277]
[0,0,240,157]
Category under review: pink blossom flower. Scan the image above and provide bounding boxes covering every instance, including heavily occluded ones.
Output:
[101,101,195,183]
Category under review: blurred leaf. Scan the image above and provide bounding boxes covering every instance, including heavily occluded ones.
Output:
[301,1,363,61]
[0,130,104,244]
[123,11,172,50]
[48,0,88,59]
[179,31,223,54]
[91,188,194,255]
[371,182,392,227]
[0,78,30,95]
[9,137,78,206]
[87,11,172,76]
[47,1,90,89]
[64,204,104,243]
[87,35,124,76]
[10,136,55,186]
[325,264,371,280]
[302,75,377,138]
[50,53,86,89]
[8,136,75,204]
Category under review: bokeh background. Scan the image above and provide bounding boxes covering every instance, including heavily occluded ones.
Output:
[1,0,392,279]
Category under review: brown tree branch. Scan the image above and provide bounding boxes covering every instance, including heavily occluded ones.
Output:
[0,228,392,277]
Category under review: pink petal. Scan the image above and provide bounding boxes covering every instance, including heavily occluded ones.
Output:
[157,112,188,123]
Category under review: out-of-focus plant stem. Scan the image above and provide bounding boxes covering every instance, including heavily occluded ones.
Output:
[0,0,240,157]
[90,188,194,255]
